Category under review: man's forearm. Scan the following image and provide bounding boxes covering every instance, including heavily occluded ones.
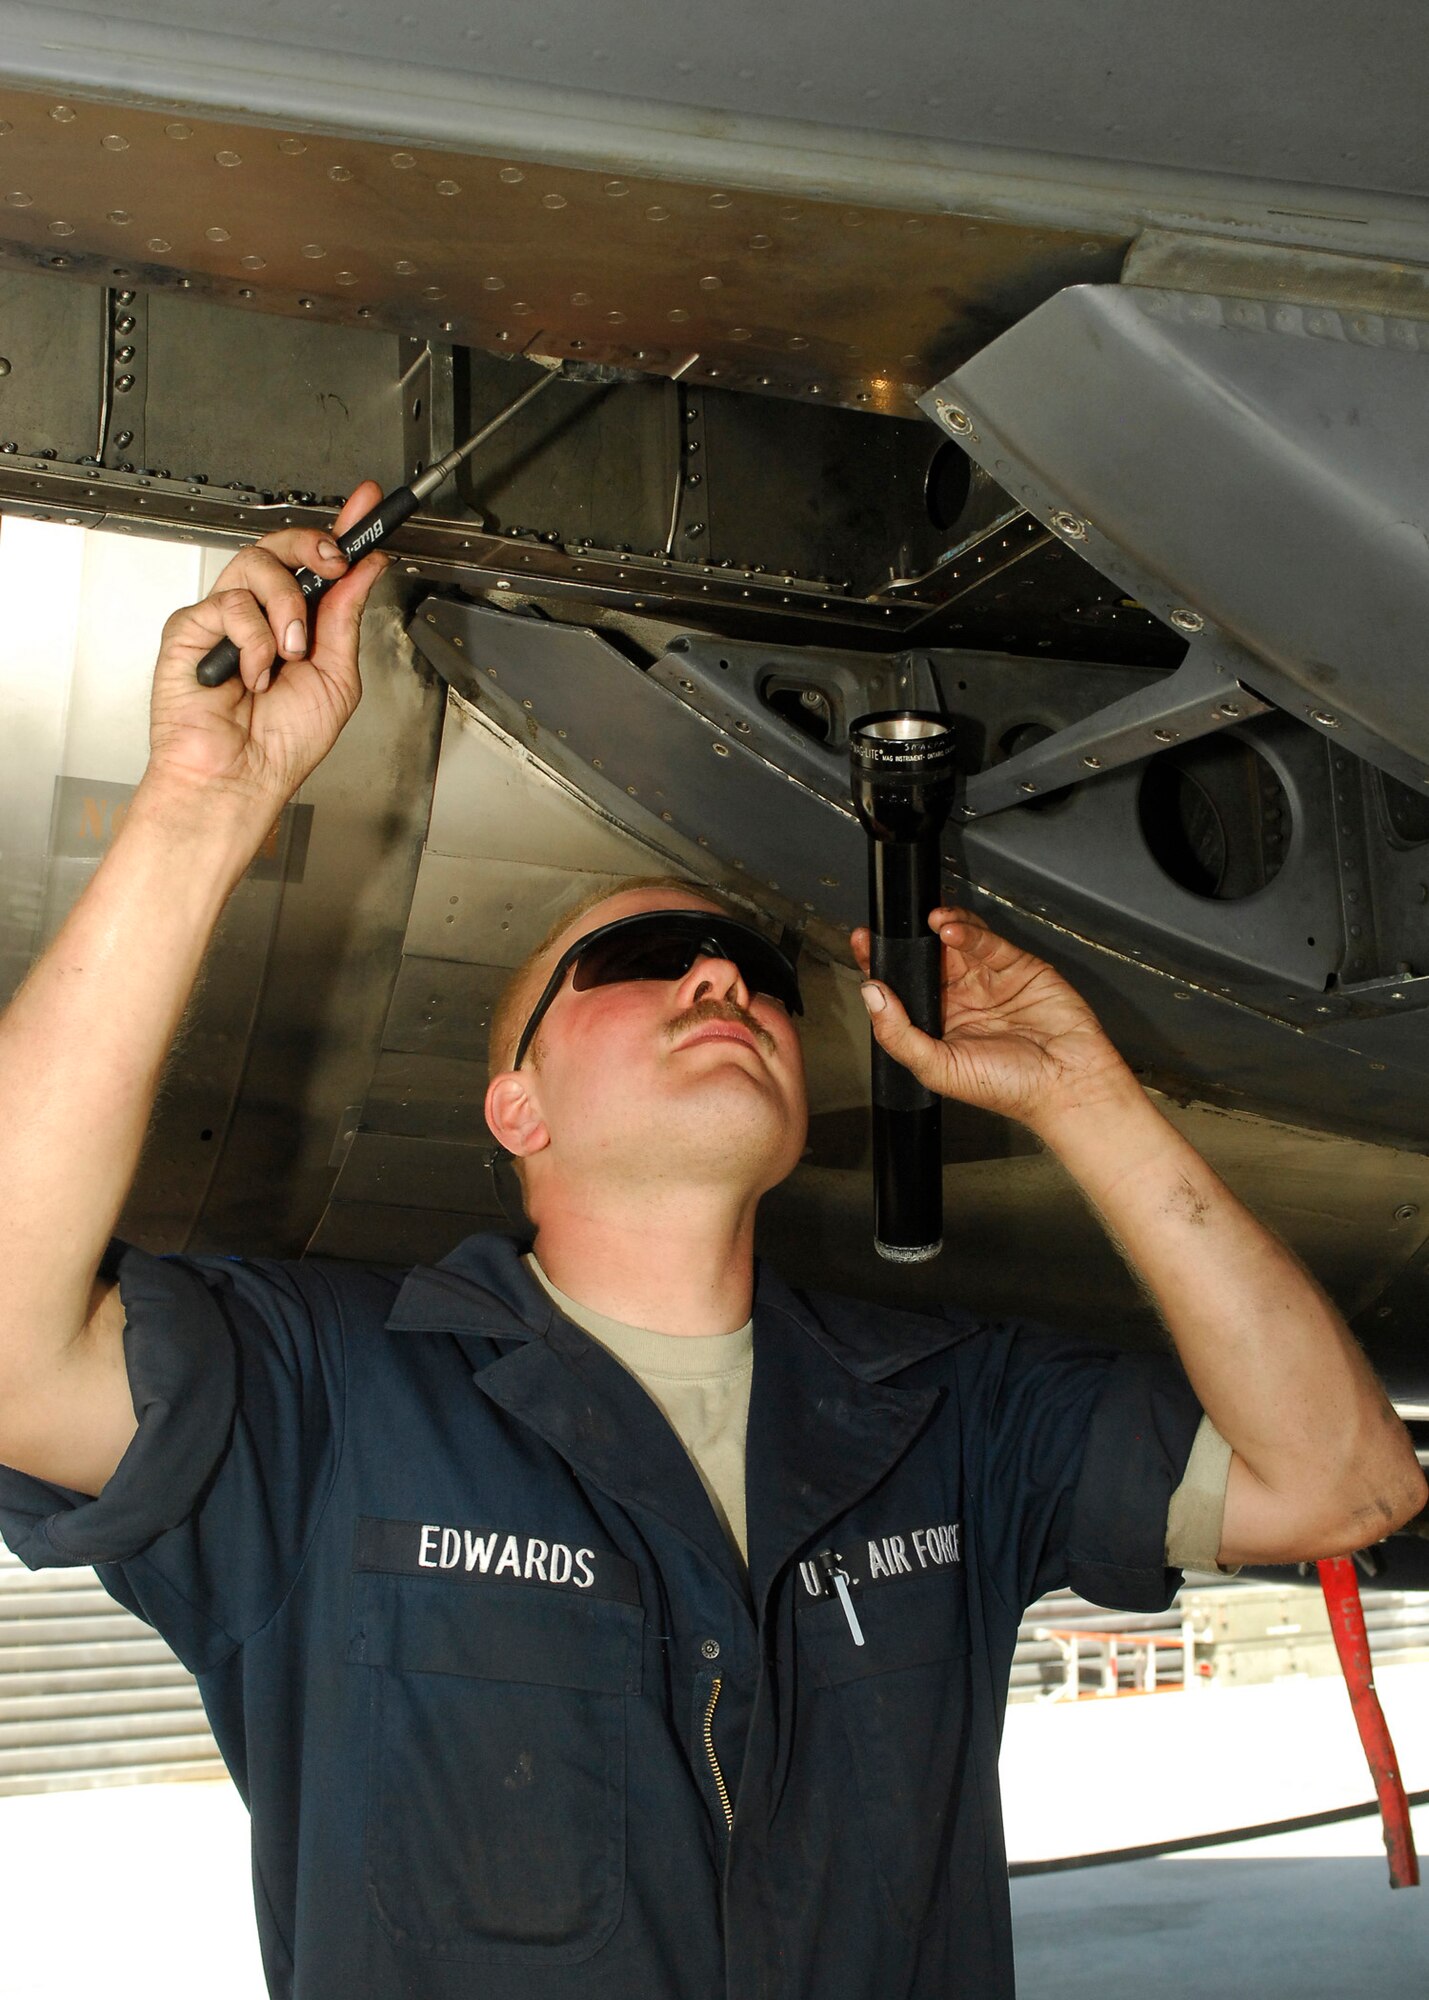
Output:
[1036,1076,1427,1558]
[0,773,274,1363]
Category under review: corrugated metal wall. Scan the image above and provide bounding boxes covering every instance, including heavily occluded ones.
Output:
[0,1545,221,1796]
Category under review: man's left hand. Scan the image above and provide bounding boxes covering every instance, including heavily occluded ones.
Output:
[851,906,1135,1133]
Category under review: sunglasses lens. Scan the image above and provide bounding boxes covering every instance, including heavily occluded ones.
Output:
[570,917,801,1013]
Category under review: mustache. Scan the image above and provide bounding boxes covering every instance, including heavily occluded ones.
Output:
[665,997,777,1056]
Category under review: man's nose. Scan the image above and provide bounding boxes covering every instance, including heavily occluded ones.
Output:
[678,953,752,1011]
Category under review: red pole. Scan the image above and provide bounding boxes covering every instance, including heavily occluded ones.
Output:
[1317,1555,1420,1889]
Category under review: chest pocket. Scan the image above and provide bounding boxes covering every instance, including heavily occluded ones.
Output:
[797,1571,972,1934]
[351,1575,644,1964]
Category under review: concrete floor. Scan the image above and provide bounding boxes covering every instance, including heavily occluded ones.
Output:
[1011,1805,1429,2000]
[2,1664,1428,1997]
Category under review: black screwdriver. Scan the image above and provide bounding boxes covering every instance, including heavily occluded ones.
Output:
[194,366,563,686]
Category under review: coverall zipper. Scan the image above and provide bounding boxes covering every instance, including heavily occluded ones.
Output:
[703,1676,734,1832]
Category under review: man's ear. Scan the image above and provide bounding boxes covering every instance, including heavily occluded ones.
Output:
[485,1070,550,1160]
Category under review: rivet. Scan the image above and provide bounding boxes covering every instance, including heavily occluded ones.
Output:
[482,274,505,291]
[1310,709,1340,728]
[5,191,33,207]
[240,254,266,270]
[699,274,721,290]
[50,104,77,123]
[607,310,627,324]
[115,344,134,361]
[302,244,326,258]
[571,290,593,306]
[336,270,357,285]
[499,165,524,184]
[1169,607,1204,633]
[1217,703,1242,718]
[107,209,132,225]
[390,151,416,170]
[1050,510,1089,540]
[146,235,172,253]
[1083,755,1102,769]
[646,204,671,221]
[165,122,192,140]
[1395,1203,1419,1222]
[205,225,231,243]
[279,136,307,156]
[1152,728,1176,744]
[1020,781,1038,794]
[669,307,690,322]
[788,335,809,350]
[298,297,315,309]
[712,742,730,756]
[328,164,352,182]
[114,429,132,447]
[708,192,733,208]
[436,179,460,196]
[114,374,134,392]
[424,285,444,299]
[542,192,568,210]
[100,132,130,153]
[394,259,417,275]
[215,150,242,167]
[935,400,975,435]
[749,233,772,249]
[512,301,532,315]
[49,221,75,237]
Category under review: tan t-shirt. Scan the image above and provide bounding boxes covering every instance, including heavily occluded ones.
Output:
[526,1256,754,1565]
[526,1255,1230,1576]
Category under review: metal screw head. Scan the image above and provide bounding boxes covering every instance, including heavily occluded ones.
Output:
[1152,728,1176,744]
[1217,703,1242,718]
[1019,781,1038,794]
[1309,709,1341,728]
[114,374,135,392]
[1169,607,1204,634]
[1082,755,1102,769]
[0,358,9,376]
[1049,510,1089,541]
[114,429,133,448]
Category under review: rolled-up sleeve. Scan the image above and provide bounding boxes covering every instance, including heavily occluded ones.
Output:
[961,1323,1205,1615]
[0,1239,347,1671]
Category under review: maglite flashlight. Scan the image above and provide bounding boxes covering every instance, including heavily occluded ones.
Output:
[849,712,958,1262]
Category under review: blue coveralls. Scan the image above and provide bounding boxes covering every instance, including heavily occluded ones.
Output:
[0,1231,1202,1999]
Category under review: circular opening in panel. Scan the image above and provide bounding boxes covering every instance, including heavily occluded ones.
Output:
[924,440,972,533]
[1138,737,1289,900]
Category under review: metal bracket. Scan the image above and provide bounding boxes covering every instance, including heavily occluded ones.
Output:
[961,645,1272,818]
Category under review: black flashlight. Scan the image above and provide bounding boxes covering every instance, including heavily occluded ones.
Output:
[849,711,958,1262]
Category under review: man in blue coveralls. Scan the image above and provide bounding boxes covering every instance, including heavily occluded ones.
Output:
[0,484,1423,2000]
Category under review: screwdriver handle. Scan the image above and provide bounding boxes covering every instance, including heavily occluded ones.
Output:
[194,484,421,687]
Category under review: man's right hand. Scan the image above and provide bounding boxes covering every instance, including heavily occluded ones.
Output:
[146,479,390,808]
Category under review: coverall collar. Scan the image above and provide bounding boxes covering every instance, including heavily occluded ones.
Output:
[384,1233,964,1609]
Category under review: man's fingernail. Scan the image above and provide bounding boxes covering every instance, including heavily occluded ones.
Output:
[860,983,886,1015]
[284,619,307,655]
[254,668,272,695]
[318,539,343,563]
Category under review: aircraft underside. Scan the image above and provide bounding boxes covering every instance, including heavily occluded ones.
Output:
[3,1,1429,1571]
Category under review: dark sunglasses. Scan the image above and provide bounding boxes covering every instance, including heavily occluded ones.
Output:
[511,910,804,1071]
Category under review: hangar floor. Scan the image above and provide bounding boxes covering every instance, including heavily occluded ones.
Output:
[1,1664,1427,1998]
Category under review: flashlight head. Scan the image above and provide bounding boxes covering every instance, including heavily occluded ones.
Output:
[849,711,958,844]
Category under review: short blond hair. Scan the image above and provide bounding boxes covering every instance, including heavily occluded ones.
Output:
[486,874,741,1080]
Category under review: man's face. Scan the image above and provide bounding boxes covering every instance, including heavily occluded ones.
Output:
[507,887,809,1203]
